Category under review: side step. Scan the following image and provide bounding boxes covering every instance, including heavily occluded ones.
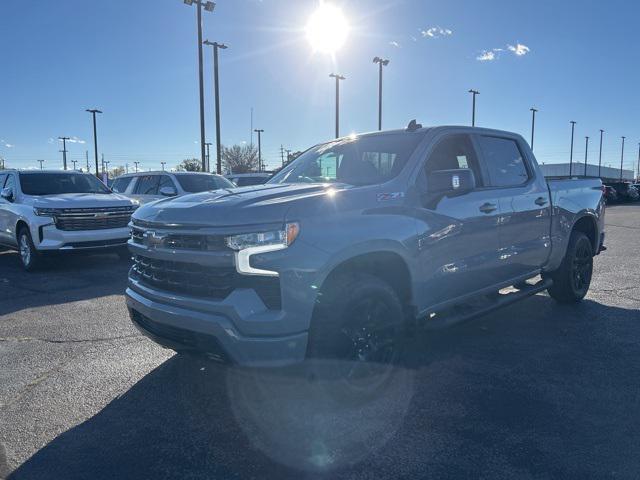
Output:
[421,277,553,330]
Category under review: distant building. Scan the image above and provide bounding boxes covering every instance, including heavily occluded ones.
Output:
[538,162,634,181]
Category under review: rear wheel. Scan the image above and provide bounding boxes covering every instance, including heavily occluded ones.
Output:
[18,227,41,271]
[546,231,593,303]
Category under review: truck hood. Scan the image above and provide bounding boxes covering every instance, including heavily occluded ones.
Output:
[133,183,340,227]
[25,192,136,209]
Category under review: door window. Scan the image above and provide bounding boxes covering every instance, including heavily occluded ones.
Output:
[477,136,529,187]
[0,174,6,188]
[425,134,483,186]
[133,175,160,195]
[4,174,15,192]
[111,176,133,193]
[159,175,175,190]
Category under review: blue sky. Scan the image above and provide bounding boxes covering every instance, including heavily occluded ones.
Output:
[1,0,639,173]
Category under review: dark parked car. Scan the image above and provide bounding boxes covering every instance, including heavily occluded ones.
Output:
[609,182,639,202]
[603,185,618,204]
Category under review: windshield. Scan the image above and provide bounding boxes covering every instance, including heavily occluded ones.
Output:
[174,174,234,193]
[268,134,423,186]
[20,173,111,195]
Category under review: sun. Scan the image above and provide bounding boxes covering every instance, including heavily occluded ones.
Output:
[305,3,349,54]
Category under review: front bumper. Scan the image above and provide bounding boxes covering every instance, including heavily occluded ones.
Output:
[126,286,308,367]
[32,220,130,251]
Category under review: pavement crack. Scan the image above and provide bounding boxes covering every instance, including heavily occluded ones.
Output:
[0,333,142,344]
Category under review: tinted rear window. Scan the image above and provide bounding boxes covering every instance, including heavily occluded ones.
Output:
[111,176,133,193]
[175,174,234,192]
[477,136,529,187]
[20,173,110,195]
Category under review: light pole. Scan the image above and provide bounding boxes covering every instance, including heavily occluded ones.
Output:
[182,0,216,172]
[72,160,77,170]
[598,129,604,178]
[620,136,626,181]
[254,129,264,172]
[37,159,44,170]
[372,57,389,131]
[468,89,480,127]
[584,136,589,177]
[161,161,166,171]
[86,109,102,178]
[637,143,640,182]
[204,142,212,171]
[134,161,140,173]
[329,73,345,138]
[203,40,228,174]
[529,108,538,150]
[569,121,576,177]
[58,136,70,170]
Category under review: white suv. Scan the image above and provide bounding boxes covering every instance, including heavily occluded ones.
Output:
[0,169,138,270]
[111,171,234,204]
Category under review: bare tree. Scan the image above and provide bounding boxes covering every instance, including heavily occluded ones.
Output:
[222,144,259,173]
[176,158,202,172]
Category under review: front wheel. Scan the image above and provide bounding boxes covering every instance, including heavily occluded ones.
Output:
[545,231,593,303]
[18,227,41,271]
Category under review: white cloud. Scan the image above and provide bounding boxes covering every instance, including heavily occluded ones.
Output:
[67,136,86,144]
[421,26,453,38]
[389,41,400,48]
[508,43,530,56]
[476,50,496,62]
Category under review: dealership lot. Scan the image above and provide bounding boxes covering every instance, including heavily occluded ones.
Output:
[1,205,639,479]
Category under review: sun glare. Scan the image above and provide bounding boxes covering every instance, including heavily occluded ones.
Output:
[305,3,349,54]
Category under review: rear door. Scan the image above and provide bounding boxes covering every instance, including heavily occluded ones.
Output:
[0,173,17,245]
[130,175,161,204]
[474,134,551,280]
[414,133,503,306]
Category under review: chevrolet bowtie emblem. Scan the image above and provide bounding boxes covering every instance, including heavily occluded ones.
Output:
[143,231,166,249]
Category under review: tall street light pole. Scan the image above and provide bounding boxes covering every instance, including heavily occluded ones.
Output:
[372,57,389,131]
[569,121,576,177]
[329,73,345,138]
[86,109,102,178]
[620,136,626,181]
[637,142,640,182]
[254,129,264,172]
[72,160,77,170]
[468,89,479,127]
[58,136,70,170]
[584,136,589,177]
[134,161,140,173]
[161,161,166,171]
[203,40,228,174]
[204,142,212,171]
[529,108,538,150]
[182,0,216,172]
[37,159,44,170]
[598,129,604,178]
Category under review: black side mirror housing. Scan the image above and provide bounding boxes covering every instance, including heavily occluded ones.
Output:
[427,169,476,196]
[1,187,14,202]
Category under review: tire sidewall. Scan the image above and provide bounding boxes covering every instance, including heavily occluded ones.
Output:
[18,228,39,271]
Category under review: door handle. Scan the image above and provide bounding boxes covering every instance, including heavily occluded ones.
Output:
[535,197,548,206]
[479,202,497,214]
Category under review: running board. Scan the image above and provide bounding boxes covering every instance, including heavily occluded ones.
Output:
[421,277,553,330]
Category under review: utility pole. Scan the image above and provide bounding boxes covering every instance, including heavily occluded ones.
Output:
[58,136,70,170]
[86,109,102,178]
[254,129,264,172]
[134,161,140,173]
[161,161,166,171]
[598,129,604,178]
[203,40,228,174]
[285,149,292,165]
[182,1,215,172]
[204,142,212,171]
[468,89,480,127]
[280,145,285,167]
[373,57,389,130]
[329,73,345,138]
[569,121,576,177]
[72,160,78,170]
[584,136,589,177]
[529,108,538,150]
[38,159,44,170]
[620,136,626,181]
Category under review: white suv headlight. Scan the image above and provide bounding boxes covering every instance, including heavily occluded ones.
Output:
[33,207,58,217]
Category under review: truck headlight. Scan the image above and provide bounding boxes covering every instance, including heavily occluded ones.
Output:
[33,207,58,217]
[225,223,299,251]
[225,223,300,276]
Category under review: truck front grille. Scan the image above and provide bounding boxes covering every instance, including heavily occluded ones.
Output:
[54,206,135,231]
[131,254,281,309]
[130,227,228,251]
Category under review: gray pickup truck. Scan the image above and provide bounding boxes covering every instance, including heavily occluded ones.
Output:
[125,124,605,371]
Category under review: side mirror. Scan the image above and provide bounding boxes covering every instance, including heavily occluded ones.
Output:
[427,169,476,196]
[1,187,14,202]
[159,186,177,197]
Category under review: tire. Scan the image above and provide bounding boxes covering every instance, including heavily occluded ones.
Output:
[116,246,132,262]
[306,273,405,396]
[17,227,41,272]
[545,231,593,303]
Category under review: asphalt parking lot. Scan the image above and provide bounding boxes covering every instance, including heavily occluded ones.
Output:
[1,205,639,480]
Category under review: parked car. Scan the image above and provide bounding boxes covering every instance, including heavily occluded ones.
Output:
[603,185,618,204]
[0,169,138,270]
[225,172,271,187]
[125,124,606,380]
[609,182,639,202]
[112,171,234,204]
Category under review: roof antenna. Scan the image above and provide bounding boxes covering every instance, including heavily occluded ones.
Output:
[406,119,422,131]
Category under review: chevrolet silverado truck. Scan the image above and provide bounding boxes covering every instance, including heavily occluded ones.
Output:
[0,169,138,270]
[126,124,605,371]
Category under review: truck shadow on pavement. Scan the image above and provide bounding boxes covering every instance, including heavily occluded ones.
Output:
[8,295,640,479]
[0,251,130,316]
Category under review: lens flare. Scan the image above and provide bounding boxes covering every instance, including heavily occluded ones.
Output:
[305,3,349,54]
